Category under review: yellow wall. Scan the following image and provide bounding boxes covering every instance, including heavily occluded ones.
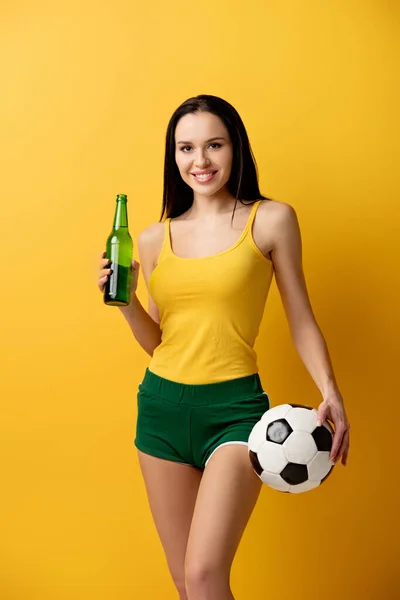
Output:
[1,1,399,598]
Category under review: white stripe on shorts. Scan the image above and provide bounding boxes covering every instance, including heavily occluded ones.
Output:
[204,441,248,468]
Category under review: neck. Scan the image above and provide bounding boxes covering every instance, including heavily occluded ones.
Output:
[188,191,239,219]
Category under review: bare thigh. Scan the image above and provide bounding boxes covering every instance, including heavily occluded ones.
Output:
[185,445,262,593]
[137,450,203,594]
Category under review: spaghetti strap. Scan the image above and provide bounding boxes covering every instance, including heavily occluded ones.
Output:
[155,218,173,265]
[164,218,173,255]
[243,200,262,235]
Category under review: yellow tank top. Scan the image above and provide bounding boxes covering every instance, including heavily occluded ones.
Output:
[148,200,274,384]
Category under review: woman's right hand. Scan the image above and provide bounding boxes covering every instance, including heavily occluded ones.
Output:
[98,251,140,297]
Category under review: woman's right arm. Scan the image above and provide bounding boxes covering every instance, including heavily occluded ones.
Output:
[118,293,162,357]
[98,224,163,356]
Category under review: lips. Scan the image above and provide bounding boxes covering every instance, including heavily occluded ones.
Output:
[191,170,218,182]
[191,170,217,175]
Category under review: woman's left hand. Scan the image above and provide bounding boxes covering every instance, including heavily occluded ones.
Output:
[316,394,350,466]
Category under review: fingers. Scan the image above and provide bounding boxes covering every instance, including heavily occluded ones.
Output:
[317,398,350,466]
[98,253,140,293]
[100,267,112,278]
[97,269,111,293]
[330,423,350,464]
[99,251,111,293]
[330,424,345,463]
[316,405,329,427]
[340,429,350,466]
[342,446,349,467]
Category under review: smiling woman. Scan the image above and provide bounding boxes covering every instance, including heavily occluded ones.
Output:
[97,94,350,600]
[159,95,271,220]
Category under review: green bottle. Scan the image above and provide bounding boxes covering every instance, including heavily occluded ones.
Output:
[104,194,133,306]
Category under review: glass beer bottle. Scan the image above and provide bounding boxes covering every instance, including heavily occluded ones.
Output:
[104,194,133,306]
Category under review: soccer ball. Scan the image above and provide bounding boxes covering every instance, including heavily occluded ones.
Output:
[248,404,334,494]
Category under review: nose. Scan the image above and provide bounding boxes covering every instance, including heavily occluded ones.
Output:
[194,148,211,168]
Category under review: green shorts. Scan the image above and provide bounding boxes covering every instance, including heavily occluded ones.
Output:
[134,368,270,469]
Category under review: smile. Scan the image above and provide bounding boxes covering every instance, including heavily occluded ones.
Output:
[191,171,218,183]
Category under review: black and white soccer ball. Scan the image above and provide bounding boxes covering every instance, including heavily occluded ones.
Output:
[248,404,335,494]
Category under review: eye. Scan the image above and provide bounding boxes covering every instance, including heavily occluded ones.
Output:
[179,143,222,152]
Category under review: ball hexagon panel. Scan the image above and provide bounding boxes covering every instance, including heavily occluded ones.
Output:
[260,404,292,426]
[260,470,291,492]
[248,420,267,453]
[257,441,287,474]
[307,451,334,481]
[283,430,317,464]
[286,407,318,433]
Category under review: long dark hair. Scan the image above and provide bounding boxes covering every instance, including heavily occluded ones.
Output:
[160,94,271,221]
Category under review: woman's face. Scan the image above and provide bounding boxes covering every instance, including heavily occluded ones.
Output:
[174,111,233,198]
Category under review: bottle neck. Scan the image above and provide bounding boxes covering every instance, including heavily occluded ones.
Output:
[113,200,129,230]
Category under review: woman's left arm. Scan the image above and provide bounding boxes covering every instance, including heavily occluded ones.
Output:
[270,203,350,466]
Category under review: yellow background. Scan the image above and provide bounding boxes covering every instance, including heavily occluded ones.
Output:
[1,1,399,598]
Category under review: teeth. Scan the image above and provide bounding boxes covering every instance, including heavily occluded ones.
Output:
[195,172,215,179]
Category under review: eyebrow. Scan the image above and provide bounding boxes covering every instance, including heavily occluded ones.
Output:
[176,136,227,144]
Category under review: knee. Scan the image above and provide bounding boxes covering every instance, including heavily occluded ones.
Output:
[185,559,228,598]
[185,560,211,590]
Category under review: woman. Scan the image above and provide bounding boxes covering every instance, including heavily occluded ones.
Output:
[98,94,350,600]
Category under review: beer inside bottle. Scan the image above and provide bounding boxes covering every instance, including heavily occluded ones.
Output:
[104,194,133,306]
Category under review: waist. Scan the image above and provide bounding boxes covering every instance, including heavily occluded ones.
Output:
[148,341,259,384]
[140,367,263,404]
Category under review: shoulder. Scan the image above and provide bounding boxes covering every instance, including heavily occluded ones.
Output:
[137,221,166,266]
[138,221,165,244]
[254,200,299,253]
[258,200,300,240]
[257,199,297,225]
